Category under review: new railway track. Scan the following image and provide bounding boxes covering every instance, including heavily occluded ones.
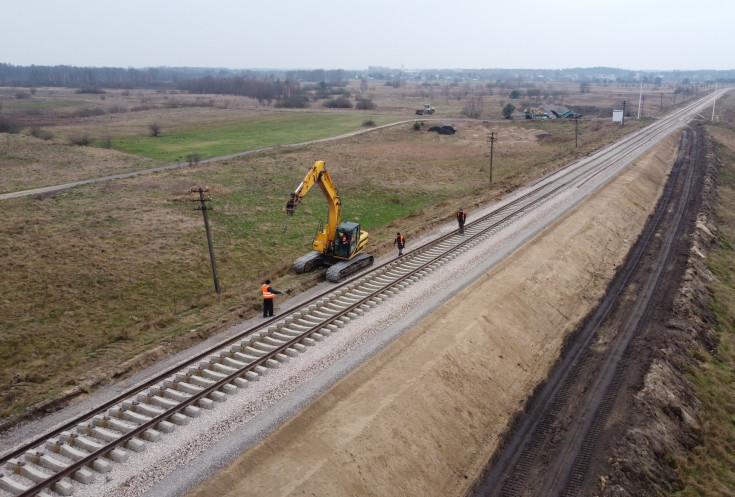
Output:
[0,90,724,497]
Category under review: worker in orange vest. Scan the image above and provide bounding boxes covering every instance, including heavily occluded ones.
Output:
[393,232,406,256]
[261,279,283,317]
[457,208,466,234]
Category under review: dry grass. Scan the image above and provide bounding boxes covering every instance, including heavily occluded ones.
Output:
[0,81,698,423]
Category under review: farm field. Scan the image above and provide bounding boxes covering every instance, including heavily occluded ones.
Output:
[0,78,694,424]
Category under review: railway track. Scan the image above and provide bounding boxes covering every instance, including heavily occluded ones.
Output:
[0,91,723,497]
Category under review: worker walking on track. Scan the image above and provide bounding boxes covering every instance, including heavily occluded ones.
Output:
[261,279,282,317]
[457,208,466,234]
[394,232,406,256]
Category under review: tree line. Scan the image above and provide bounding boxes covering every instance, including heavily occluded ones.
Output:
[2,63,732,92]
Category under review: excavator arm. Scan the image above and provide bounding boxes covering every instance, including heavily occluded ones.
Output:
[286,160,342,253]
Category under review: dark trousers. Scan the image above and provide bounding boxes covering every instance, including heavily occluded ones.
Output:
[263,298,274,317]
[458,221,465,234]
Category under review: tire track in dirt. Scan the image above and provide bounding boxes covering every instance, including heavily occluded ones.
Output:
[471,124,705,497]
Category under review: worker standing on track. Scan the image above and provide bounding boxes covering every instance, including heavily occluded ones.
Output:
[457,208,466,234]
[261,279,282,318]
[393,232,406,256]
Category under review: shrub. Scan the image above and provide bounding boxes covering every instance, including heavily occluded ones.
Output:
[0,116,22,134]
[69,134,92,146]
[413,121,424,131]
[362,120,376,127]
[149,122,161,137]
[15,91,30,99]
[187,153,201,165]
[30,126,54,141]
[275,94,310,108]
[324,96,353,108]
[502,103,516,119]
[355,98,376,110]
[72,107,106,118]
[75,86,105,94]
[131,104,156,112]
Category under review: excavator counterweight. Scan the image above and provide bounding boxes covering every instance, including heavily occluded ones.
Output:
[285,161,373,282]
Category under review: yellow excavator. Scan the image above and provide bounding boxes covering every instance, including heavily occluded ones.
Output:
[285,160,373,282]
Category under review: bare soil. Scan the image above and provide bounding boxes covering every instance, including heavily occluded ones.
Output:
[184,126,683,495]
[581,124,720,496]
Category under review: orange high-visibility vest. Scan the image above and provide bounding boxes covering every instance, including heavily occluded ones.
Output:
[262,284,275,299]
[457,211,466,221]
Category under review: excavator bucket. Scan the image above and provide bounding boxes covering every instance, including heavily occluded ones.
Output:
[286,194,300,216]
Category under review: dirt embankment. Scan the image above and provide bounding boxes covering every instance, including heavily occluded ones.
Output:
[184,136,681,495]
[588,127,721,496]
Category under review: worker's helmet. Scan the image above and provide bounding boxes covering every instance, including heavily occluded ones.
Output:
[265,279,271,284]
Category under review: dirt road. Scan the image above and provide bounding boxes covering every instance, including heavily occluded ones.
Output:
[473,124,709,496]
[184,132,682,494]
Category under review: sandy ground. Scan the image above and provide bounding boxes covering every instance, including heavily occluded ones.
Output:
[184,135,677,496]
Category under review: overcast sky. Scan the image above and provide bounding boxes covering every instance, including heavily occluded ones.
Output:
[2,0,732,71]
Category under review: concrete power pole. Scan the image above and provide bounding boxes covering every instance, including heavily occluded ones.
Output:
[622,100,626,126]
[488,132,496,183]
[192,187,221,294]
[712,82,718,121]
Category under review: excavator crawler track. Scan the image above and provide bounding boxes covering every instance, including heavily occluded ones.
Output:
[325,253,374,282]
[293,251,325,274]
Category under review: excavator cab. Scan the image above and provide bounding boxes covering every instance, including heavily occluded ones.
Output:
[334,221,361,259]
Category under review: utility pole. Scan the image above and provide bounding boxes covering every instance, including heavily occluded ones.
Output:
[637,81,643,119]
[712,82,718,121]
[621,100,626,126]
[575,116,578,148]
[488,132,496,183]
[192,187,221,294]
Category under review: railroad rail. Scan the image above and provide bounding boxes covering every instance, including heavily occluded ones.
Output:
[0,90,724,497]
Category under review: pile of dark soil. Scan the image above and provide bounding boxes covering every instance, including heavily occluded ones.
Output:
[427,125,456,135]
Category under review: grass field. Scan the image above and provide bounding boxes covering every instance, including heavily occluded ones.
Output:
[0,80,706,423]
[109,112,389,163]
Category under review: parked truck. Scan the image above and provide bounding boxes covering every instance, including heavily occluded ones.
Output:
[415,104,435,115]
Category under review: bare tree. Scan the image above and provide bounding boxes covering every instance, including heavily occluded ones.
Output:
[149,122,161,137]
[462,96,484,119]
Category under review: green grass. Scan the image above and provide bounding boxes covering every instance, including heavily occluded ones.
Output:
[674,126,735,497]
[110,112,387,162]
